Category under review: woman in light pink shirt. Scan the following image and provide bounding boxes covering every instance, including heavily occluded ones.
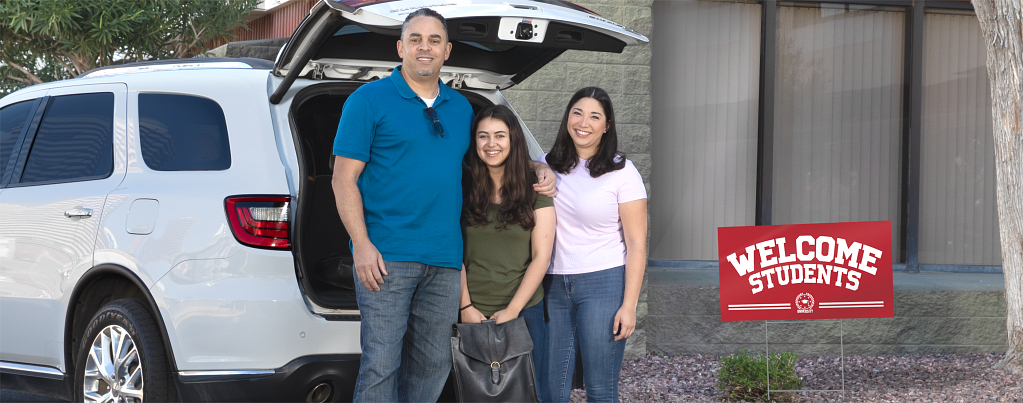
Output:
[539,87,648,403]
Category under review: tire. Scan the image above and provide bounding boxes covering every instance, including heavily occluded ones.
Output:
[74,299,173,403]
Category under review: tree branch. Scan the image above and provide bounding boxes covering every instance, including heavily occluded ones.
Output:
[4,74,33,85]
[4,60,45,85]
[188,19,208,52]
[54,56,77,77]
[56,50,89,77]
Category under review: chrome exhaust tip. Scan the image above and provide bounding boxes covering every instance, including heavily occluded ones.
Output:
[306,382,332,403]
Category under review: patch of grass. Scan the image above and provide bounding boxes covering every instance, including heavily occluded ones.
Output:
[717,350,802,402]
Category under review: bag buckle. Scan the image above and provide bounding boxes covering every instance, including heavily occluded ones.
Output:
[491,361,501,384]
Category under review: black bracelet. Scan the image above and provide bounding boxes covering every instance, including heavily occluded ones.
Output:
[459,303,474,312]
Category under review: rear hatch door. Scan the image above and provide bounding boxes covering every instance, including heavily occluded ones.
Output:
[270,0,647,102]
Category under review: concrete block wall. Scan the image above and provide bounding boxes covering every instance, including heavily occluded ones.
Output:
[647,274,1009,356]
[502,0,654,359]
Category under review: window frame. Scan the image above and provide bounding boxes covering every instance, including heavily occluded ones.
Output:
[0,96,47,188]
[136,92,233,172]
[0,83,127,189]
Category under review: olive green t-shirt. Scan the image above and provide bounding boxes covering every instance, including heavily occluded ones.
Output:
[463,194,553,317]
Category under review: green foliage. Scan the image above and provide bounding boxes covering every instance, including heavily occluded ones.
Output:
[1,0,259,94]
[717,350,802,402]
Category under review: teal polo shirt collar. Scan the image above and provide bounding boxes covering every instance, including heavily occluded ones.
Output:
[390,65,450,106]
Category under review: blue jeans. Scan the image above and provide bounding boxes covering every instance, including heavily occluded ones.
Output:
[353,261,460,403]
[520,301,548,402]
[544,266,626,403]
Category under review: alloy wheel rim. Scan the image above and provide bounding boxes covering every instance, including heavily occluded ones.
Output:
[83,325,144,403]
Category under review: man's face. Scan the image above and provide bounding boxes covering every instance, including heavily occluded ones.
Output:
[397,16,452,78]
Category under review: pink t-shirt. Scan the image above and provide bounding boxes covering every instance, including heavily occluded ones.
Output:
[540,154,647,275]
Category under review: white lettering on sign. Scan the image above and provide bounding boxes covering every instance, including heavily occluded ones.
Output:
[749,272,763,294]
[858,244,881,275]
[756,239,778,268]
[727,245,757,276]
[724,235,884,294]
[777,237,797,263]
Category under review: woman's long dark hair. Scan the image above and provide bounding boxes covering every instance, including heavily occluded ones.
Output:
[546,86,626,177]
[463,105,537,230]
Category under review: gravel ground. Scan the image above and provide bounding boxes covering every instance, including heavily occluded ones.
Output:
[569,353,1023,402]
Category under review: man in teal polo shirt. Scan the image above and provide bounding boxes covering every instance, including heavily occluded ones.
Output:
[331,8,554,402]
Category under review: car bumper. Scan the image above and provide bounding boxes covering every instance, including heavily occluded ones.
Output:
[174,354,360,402]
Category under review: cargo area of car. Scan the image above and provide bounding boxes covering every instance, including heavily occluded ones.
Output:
[290,82,491,310]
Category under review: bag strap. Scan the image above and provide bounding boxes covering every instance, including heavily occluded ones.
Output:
[485,320,499,384]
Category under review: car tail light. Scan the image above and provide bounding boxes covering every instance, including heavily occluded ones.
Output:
[225,196,291,249]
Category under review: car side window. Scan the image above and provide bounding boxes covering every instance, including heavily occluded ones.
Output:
[20,93,115,184]
[139,94,231,171]
[0,100,36,180]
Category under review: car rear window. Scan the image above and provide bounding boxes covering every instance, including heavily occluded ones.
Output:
[0,100,35,180]
[20,93,114,184]
[138,94,231,171]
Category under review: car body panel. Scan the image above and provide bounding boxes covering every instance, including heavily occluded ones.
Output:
[95,69,290,288]
[0,83,128,369]
[152,251,361,371]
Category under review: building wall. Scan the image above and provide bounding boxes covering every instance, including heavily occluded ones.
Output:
[210,0,315,49]
[647,270,1008,356]
[645,0,1005,357]
[648,0,762,261]
[242,0,316,40]
[648,0,1001,270]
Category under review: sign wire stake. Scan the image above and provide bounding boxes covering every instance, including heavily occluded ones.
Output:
[765,320,771,401]
[840,319,846,398]
[763,320,847,400]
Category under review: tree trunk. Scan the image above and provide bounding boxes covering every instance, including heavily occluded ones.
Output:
[972,0,1023,374]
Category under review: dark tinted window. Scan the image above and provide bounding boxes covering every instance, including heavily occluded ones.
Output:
[20,93,114,184]
[0,100,35,180]
[139,94,231,171]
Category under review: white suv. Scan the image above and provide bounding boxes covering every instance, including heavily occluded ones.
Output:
[0,1,645,401]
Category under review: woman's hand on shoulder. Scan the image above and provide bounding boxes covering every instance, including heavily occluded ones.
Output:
[461,306,487,324]
[489,308,521,325]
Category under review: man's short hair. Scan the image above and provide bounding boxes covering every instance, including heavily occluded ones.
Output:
[401,8,448,42]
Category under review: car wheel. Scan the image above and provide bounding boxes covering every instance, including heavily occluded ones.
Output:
[74,299,172,403]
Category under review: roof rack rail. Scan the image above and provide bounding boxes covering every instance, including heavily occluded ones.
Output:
[81,57,274,78]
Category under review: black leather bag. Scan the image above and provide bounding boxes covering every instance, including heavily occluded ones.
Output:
[450,318,539,402]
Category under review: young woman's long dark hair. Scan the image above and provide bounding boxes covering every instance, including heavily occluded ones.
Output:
[462,105,537,230]
[546,86,626,177]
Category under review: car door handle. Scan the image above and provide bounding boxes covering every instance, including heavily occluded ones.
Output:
[64,208,93,218]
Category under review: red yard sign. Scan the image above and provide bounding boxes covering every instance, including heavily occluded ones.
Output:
[718,221,894,321]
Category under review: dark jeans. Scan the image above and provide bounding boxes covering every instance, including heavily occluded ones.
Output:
[520,301,548,402]
[353,261,460,402]
[544,266,627,403]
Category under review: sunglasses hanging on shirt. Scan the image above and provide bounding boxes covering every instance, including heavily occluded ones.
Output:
[423,107,445,138]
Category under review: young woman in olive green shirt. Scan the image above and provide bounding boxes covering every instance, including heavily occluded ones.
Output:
[459,105,556,400]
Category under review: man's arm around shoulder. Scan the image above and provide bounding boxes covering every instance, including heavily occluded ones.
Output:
[529,160,558,198]
[332,155,387,291]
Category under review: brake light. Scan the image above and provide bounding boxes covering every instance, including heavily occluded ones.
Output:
[225,196,291,249]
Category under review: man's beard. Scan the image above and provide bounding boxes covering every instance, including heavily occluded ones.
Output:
[415,66,435,77]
